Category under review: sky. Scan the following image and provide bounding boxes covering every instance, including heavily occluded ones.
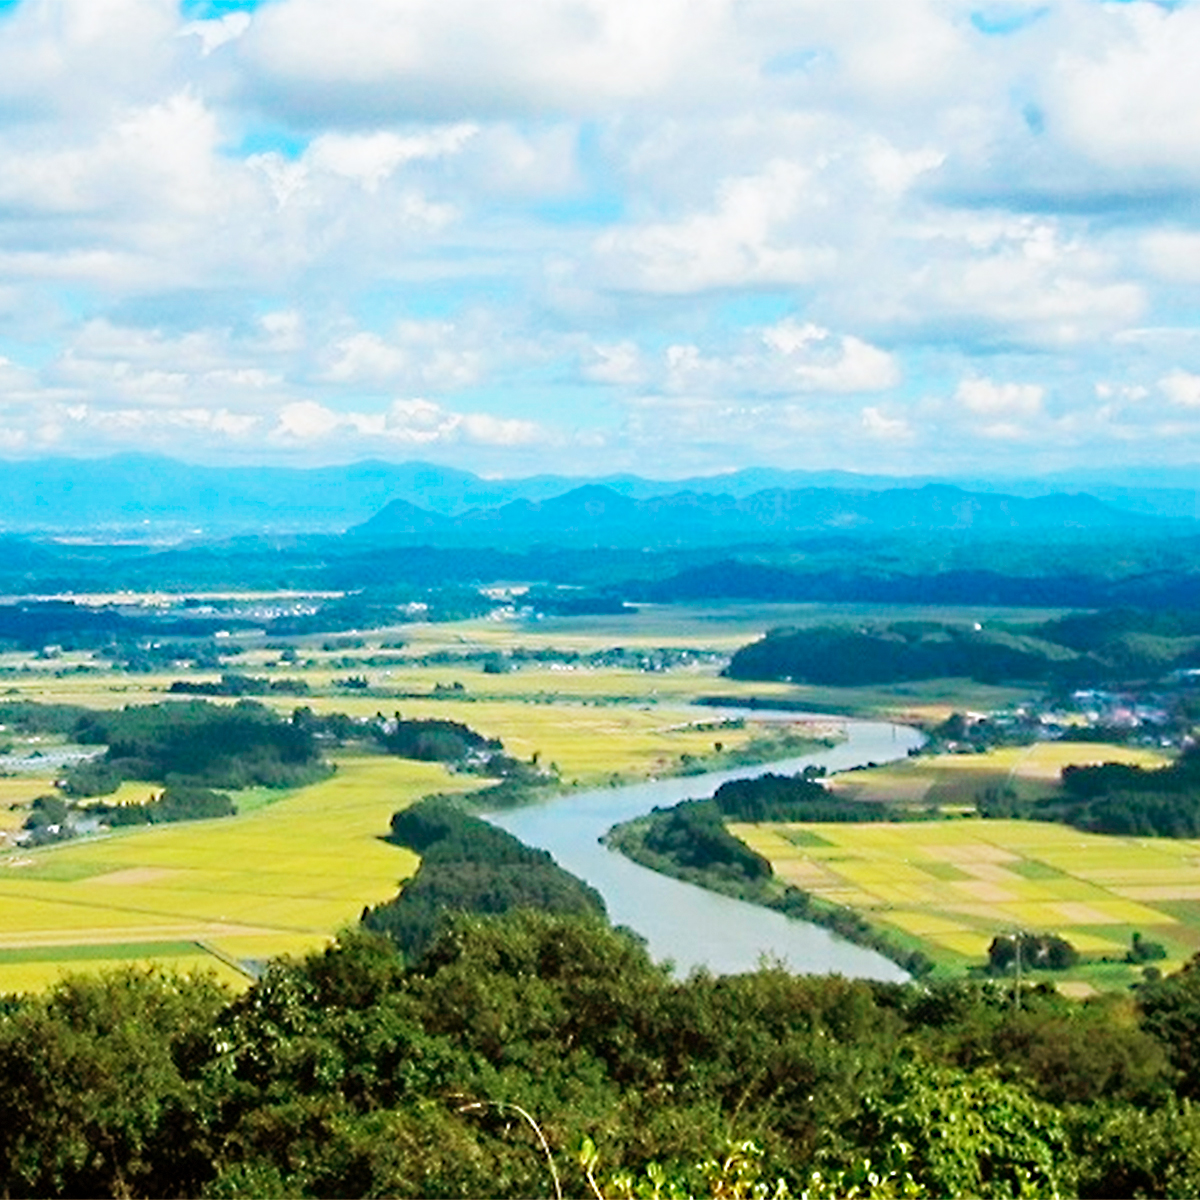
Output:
[0,0,1198,479]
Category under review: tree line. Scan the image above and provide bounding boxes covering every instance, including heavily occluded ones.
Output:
[7,912,1200,1197]
[361,798,605,960]
[983,745,1200,838]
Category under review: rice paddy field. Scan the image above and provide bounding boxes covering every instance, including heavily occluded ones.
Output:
[831,741,1172,809]
[732,817,1200,993]
[0,637,828,991]
[0,601,1045,724]
[0,756,447,994]
[0,601,1167,995]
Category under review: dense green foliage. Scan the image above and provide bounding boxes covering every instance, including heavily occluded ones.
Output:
[641,800,772,881]
[66,700,328,793]
[167,674,311,698]
[987,933,1079,973]
[727,622,1079,687]
[370,716,501,763]
[726,612,1200,688]
[5,914,1200,1197]
[994,745,1200,837]
[710,770,894,822]
[92,785,236,827]
[362,799,606,959]
[0,700,92,735]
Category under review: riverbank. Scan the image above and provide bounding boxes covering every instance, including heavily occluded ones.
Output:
[485,718,923,979]
[602,812,935,979]
[458,724,843,812]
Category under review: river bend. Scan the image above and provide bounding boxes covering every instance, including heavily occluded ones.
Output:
[487,715,924,982]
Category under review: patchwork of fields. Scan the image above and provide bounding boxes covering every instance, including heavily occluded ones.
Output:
[0,756,445,993]
[0,605,1189,996]
[831,741,1171,808]
[733,817,1200,991]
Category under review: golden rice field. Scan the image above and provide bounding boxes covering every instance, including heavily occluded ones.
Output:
[732,817,1200,991]
[0,667,778,787]
[0,756,449,994]
[831,742,1172,808]
[0,685,799,992]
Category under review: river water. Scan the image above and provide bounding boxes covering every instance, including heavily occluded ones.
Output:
[486,714,924,982]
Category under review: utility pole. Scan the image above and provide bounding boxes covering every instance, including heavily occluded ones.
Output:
[1013,930,1022,1011]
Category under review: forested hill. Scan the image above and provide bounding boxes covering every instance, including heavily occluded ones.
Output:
[726,613,1200,687]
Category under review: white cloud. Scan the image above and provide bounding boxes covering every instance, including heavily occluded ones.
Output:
[270,397,546,448]
[1160,371,1200,410]
[861,406,913,440]
[595,160,834,292]
[648,320,897,400]
[0,0,1193,474]
[179,13,252,57]
[1143,230,1200,284]
[308,125,477,191]
[584,341,647,386]
[1094,382,1149,405]
[239,0,742,120]
[862,139,945,197]
[459,411,543,446]
[858,213,1146,348]
[1048,2,1200,178]
[276,400,341,440]
[762,320,900,393]
[322,321,484,389]
[956,377,1045,419]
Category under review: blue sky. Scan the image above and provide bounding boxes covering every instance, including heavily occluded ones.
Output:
[0,0,1198,478]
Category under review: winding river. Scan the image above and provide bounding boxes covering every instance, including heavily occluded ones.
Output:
[486,714,925,982]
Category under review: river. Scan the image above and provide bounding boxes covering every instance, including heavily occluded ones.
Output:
[486,714,924,982]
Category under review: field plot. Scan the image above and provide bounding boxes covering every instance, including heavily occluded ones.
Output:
[0,756,446,993]
[288,693,792,785]
[832,742,1171,808]
[732,818,1200,986]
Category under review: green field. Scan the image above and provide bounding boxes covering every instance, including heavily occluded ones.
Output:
[0,603,1151,994]
[0,616,854,993]
[0,755,451,993]
[832,742,1172,809]
[733,817,1200,993]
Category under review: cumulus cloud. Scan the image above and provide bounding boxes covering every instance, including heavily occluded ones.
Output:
[322,319,485,390]
[584,341,647,386]
[179,12,252,57]
[1047,1,1200,179]
[761,321,900,393]
[594,160,835,292]
[861,406,913,441]
[271,397,545,448]
[237,0,742,121]
[956,377,1045,419]
[307,125,477,191]
[0,0,1193,474]
[1160,371,1200,410]
[643,320,897,400]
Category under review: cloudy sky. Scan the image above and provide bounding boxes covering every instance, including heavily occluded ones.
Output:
[0,0,1198,478]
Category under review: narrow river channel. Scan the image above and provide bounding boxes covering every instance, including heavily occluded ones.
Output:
[486,715,924,982]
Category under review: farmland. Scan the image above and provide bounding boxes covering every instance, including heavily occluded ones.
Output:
[0,599,1192,994]
[0,756,445,993]
[831,741,1172,809]
[0,604,850,991]
[733,816,1200,993]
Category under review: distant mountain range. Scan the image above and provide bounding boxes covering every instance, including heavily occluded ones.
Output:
[349,483,1167,549]
[0,453,1193,537]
